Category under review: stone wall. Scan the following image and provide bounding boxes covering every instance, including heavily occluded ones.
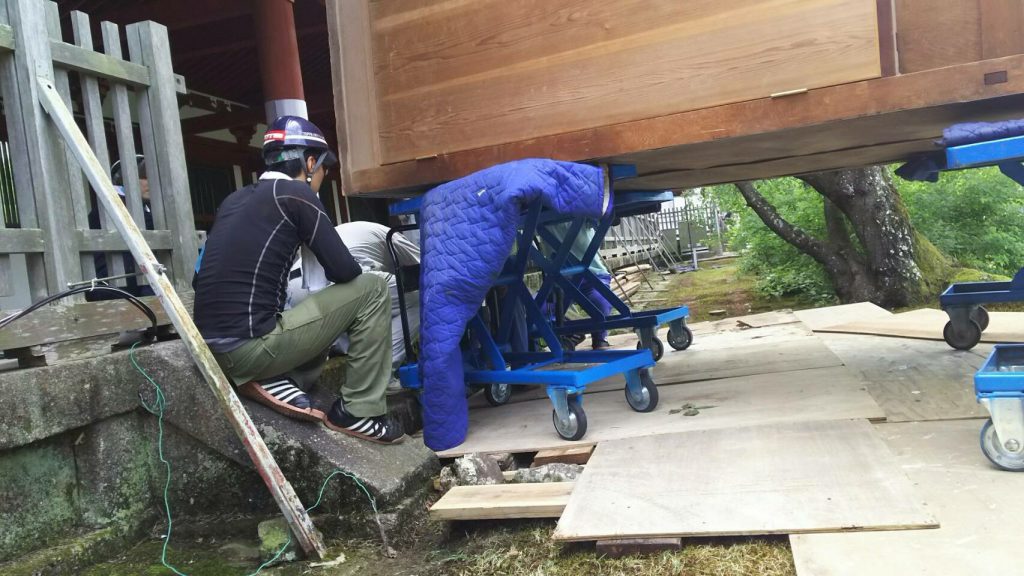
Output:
[0,341,436,571]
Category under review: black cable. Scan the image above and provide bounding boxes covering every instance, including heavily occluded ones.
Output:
[0,284,158,332]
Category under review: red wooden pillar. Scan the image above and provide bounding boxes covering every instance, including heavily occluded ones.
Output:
[253,0,306,121]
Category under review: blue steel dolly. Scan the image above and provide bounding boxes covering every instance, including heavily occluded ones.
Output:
[974,344,1024,470]
[386,186,689,441]
[934,134,1024,350]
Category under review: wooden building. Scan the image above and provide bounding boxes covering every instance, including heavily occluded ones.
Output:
[328,0,1024,196]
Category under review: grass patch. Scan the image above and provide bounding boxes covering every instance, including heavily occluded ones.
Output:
[660,258,822,323]
[430,521,794,576]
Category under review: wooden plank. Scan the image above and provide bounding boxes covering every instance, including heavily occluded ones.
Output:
[818,333,987,423]
[614,264,652,275]
[980,0,1024,61]
[532,445,593,467]
[0,291,192,350]
[0,228,45,252]
[0,22,12,51]
[72,10,125,285]
[429,482,574,521]
[126,21,199,290]
[49,39,150,87]
[553,420,937,542]
[876,0,897,76]
[0,1,47,303]
[791,420,1024,576]
[894,0,982,72]
[794,302,892,331]
[344,53,1024,196]
[440,366,884,457]
[733,309,799,329]
[75,229,174,252]
[6,0,79,293]
[101,22,146,230]
[46,2,100,284]
[820,308,1024,343]
[328,0,380,194]
[375,0,881,163]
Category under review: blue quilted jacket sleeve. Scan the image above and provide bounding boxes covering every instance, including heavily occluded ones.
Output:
[417,159,609,451]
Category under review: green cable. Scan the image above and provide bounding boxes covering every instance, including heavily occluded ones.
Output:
[130,343,384,575]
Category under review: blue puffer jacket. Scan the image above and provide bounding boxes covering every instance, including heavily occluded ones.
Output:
[418,159,610,451]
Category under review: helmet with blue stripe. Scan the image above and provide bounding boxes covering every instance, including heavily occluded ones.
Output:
[262,116,337,169]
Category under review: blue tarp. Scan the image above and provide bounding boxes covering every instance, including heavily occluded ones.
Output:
[417,159,610,451]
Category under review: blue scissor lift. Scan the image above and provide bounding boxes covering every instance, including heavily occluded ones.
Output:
[387,184,691,441]
[922,132,1024,470]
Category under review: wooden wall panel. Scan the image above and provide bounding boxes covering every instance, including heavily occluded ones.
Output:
[981,0,1024,60]
[896,0,1024,73]
[371,0,881,164]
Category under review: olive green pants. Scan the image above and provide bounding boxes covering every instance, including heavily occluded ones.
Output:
[213,273,392,417]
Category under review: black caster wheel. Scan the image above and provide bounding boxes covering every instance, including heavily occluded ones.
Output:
[625,370,659,413]
[980,419,1024,471]
[552,398,587,441]
[484,382,512,406]
[943,319,981,351]
[667,325,693,351]
[637,337,665,361]
[972,306,990,332]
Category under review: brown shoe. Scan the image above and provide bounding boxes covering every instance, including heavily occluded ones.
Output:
[237,380,325,423]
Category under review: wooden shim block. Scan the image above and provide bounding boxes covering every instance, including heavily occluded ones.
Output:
[596,538,682,559]
[532,445,594,467]
[553,420,937,542]
[615,264,652,275]
[11,333,119,368]
[428,482,574,521]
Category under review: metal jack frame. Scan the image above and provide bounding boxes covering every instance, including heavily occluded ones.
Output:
[386,177,692,441]
[938,134,1024,351]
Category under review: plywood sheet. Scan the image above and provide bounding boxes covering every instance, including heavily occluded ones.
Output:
[794,302,892,331]
[429,482,573,520]
[373,0,881,162]
[602,316,813,351]
[818,333,987,422]
[791,420,1024,576]
[819,308,1024,343]
[553,419,937,541]
[440,366,884,457]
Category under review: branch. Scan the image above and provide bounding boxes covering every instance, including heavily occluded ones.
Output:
[734,181,833,265]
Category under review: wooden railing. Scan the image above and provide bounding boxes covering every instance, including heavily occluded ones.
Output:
[0,0,197,365]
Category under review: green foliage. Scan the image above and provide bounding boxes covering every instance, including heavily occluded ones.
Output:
[900,166,1024,277]
[709,166,1024,303]
[708,178,835,304]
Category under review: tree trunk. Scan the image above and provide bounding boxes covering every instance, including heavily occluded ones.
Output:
[735,166,950,308]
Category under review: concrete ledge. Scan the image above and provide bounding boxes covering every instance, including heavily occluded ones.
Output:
[1,340,437,529]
